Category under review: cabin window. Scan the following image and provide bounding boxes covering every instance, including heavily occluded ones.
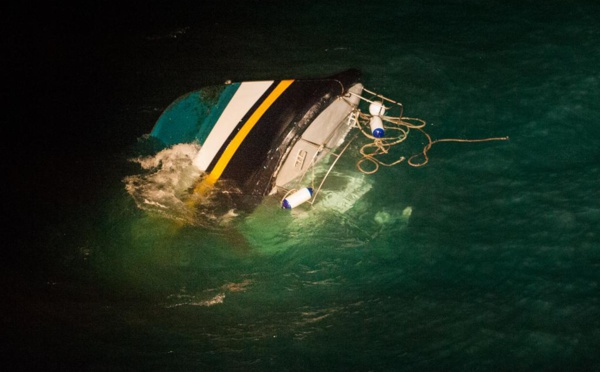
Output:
[295,150,307,169]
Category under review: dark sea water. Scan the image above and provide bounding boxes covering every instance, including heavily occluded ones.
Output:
[4,1,600,371]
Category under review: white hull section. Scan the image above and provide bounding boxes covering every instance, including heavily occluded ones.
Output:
[274,83,363,188]
[192,81,273,171]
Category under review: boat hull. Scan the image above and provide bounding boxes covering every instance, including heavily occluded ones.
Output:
[150,69,363,209]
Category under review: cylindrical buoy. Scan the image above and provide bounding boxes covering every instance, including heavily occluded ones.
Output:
[369,101,386,116]
[369,116,385,138]
[282,188,313,209]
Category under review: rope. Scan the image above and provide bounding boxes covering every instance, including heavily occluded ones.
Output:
[354,109,509,173]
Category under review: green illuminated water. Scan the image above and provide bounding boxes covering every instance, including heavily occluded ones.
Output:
[5,1,599,370]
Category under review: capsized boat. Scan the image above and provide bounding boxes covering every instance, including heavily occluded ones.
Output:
[149,69,365,211]
[141,68,507,217]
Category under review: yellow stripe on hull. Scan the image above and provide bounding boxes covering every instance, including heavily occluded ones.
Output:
[192,79,294,195]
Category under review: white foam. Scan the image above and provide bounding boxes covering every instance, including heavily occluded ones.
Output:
[166,293,226,308]
[124,143,203,223]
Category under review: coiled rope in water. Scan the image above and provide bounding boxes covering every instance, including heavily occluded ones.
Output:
[354,110,509,174]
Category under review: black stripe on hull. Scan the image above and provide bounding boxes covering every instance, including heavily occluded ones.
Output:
[204,81,280,175]
[222,69,361,198]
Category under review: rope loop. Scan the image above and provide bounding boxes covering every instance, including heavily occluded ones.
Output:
[354,109,508,174]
